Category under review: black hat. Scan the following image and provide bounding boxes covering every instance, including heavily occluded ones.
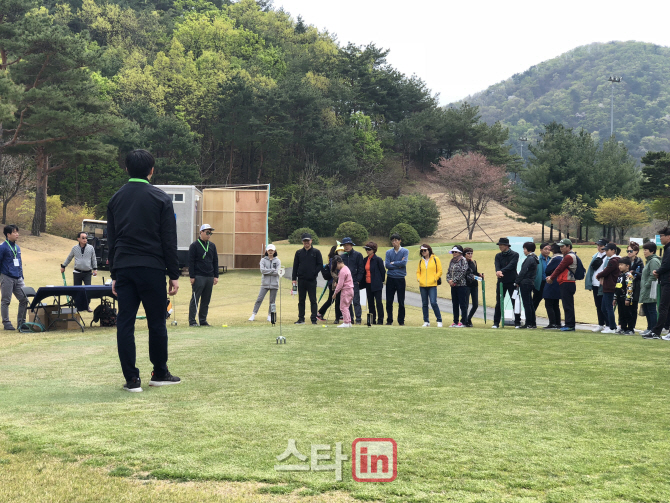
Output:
[596,238,609,247]
[341,237,355,245]
[604,243,618,251]
[301,233,312,241]
[496,237,510,246]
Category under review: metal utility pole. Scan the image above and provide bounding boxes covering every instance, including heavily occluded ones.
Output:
[518,136,528,159]
[608,76,622,136]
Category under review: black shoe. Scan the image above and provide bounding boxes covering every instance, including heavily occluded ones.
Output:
[123,377,142,393]
[294,320,305,325]
[149,371,181,387]
[377,320,384,325]
[465,322,473,327]
[200,321,210,326]
[517,325,527,329]
[3,324,15,331]
[355,320,361,325]
[312,321,317,325]
[189,323,198,327]
[527,325,537,329]
[543,325,555,330]
[386,321,393,325]
[398,323,404,326]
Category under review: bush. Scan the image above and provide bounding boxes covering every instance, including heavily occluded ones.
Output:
[335,221,368,246]
[288,227,320,245]
[389,223,420,246]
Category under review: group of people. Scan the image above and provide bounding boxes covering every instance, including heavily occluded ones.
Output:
[245,230,670,335]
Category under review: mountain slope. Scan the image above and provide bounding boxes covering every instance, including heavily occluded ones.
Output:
[454,41,670,160]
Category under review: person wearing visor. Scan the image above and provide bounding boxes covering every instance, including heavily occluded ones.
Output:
[189,224,219,327]
[446,245,469,328]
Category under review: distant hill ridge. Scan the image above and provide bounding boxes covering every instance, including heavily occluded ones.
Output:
[452,41,670,160]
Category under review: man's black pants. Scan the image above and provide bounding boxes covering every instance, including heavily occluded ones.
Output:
[560,282,576,328]
[189,276,214,325]
[532,282,544,310]
[652,283,670,335]
[73,270,92,286]
[545,298,561,327]
[298,278,317,323]
[385,277,406,324]
[493,281,520,326]
[115,267,169,382]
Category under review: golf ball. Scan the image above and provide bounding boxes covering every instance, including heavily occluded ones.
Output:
[222,324,228,327]
[322,325,327,327]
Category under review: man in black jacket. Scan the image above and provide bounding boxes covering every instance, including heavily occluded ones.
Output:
[188,224,219,327]
[493,237,521,328]
[340,237,364,324]
[107,149,180,392]
[292,233,323,324]
[652,227,670,339]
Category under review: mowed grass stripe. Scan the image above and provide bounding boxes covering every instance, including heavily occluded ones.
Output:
[1,326,670,502]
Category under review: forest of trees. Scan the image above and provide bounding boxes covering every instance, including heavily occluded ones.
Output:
[0,0,518,238]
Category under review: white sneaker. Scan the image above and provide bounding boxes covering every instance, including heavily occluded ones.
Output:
[592,325,605,333]
[437,322,443,328]
[601,327,616,334]
[422,322,430,327]
[337,323,352,328]
[491,325,499,329]
[248,313,256,321]
[267,315,272,322]
[661,334,670,341]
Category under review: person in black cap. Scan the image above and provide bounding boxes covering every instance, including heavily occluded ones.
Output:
[585,238,609,332]
[188,224,219,327]
[492,237,520,328]
[292,233,323,324]
[107,149,180,392]
[340,237,364,324]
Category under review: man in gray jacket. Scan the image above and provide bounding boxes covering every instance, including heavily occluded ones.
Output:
[61,232,98,286]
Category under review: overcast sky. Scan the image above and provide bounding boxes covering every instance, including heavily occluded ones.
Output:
[275,0,670,105]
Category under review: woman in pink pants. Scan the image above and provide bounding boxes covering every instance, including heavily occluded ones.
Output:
[332,256,354,328]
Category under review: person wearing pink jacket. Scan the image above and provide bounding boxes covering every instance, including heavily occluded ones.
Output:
[332,256,354,328]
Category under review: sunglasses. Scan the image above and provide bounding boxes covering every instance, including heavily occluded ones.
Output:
[627,249,634,253]
[204,231,212,235]
[465,252,473,255]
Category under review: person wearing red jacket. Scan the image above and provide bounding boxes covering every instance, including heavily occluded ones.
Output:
[546,238,578,331]
[595,243,621,334]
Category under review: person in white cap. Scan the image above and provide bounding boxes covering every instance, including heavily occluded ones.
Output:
[188,224,219,327]
[249,244,281,321]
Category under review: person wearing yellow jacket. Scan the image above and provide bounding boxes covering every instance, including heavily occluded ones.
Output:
[416,244,443,327]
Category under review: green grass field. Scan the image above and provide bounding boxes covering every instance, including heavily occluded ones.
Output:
[2,320,670,502]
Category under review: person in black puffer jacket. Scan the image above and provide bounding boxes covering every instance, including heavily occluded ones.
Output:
[515,242,539,329]
[464,247,483,327]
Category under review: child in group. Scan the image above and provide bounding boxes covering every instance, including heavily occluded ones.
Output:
[614,256,636,335]
[332,255,354,328]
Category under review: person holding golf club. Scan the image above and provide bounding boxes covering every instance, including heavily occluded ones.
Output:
[316,245,341,323]
[339,237,364,324]
[492,237,520,329]
[332,255,354,328]
[249,244,280,322]
[360,241,385,325]
[188,224,219,327]
[292,233,323,325]
[61,231,98,311]
[107,149,180,392]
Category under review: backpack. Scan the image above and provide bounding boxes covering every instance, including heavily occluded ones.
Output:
[92,299,117,327]
[573,253,586,280]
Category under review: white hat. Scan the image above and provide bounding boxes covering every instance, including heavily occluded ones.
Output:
[200,224,214,232]
[449,246,463,254]
[266,244,276,251]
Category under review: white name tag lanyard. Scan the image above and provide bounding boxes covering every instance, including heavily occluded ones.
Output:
[6,241,19,267]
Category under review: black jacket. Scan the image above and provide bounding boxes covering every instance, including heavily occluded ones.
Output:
[188,240,219,278]
[494,249,519,284]
[656,242,670,285]
[466,259,480,287]
[107,181,179,280]
[360,254,386,292]
[341,249,365,284]
[516,253,538,286]
[292,246,323,281]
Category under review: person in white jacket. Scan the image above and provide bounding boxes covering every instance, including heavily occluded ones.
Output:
[249,244,281,321]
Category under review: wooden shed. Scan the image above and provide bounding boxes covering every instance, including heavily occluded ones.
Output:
[202,186,269,269]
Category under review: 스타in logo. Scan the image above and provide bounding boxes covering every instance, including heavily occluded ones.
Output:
[351,438,397,482]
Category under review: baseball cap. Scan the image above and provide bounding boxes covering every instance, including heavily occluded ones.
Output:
[266,244,276,252]
[200,224,214,232]
[556,238,572,247]
[596,238,609,247]
[301,233,312,241]
[604,243,618,251]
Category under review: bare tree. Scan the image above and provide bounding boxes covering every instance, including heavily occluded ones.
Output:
[431,152,510,240]
[0,154,34,224]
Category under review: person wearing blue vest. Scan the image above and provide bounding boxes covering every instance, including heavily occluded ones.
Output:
[0,224,28,330]
[385,233,409,325]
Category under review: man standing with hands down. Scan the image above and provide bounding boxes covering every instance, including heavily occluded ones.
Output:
[61,232,98,311]
[492,237,520,329]
[188,224,219,327]
[292,233,323,325]
[385,233,408,326]
[107,149,180,392]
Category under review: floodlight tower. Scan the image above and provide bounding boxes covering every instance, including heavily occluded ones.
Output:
[518,136,528,160]
[608,76,622,136]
